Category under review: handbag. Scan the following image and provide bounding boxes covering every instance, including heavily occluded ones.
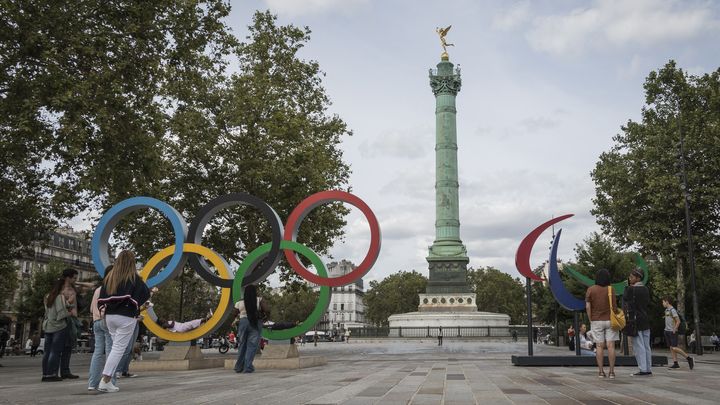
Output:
[609,286,626,331]
[623,286,639,337]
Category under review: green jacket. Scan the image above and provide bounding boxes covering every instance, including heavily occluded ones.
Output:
[43,295,69,334]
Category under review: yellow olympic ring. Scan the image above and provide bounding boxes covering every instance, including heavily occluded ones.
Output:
[139,243,232,342]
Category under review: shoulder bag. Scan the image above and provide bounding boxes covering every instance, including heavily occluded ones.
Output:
[609,286,626,331]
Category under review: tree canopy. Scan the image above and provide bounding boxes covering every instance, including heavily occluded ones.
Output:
[467,267,525,324]
[1,4,353,307]
[363,271,427,327]
[591,60,720,314]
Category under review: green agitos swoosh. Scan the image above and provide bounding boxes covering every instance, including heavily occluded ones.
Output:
[564,254,649,296]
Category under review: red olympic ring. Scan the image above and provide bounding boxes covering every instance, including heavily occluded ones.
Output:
[284,190,381,287]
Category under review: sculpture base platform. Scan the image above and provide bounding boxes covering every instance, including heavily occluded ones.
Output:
[131,358,226,371]
[388,311,510,336]
[223,344,326,370]
[511,355,668,367]
[130,345,227,371]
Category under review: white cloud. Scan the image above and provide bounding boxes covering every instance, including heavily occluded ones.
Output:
[527,0,720,55]
[263,0,369,16]
[358,127,433,159]
[492,1,531,31]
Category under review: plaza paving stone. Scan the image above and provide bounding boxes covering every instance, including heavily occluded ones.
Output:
[0,341,719,404]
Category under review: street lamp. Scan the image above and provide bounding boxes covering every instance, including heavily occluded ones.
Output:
[678,123,703,356]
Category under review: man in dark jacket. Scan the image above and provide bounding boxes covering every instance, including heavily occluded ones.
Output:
[624,268,652,376]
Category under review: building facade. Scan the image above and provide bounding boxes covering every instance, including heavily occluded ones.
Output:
[1,227,96,343]
[312,260,368,335]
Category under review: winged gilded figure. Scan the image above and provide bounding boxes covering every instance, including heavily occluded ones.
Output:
[436,25,454,54]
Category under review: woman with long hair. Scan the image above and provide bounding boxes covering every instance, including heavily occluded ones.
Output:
[96,250,150,392]
[585,268,618,378]
[233,284,269,373]
[41,278,70,381]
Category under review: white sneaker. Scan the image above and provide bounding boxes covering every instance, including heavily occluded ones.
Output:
[88,386,96,391]
[98,380,119,393]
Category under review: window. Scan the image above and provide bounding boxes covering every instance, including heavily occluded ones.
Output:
[333,304,337,310]
[340,304,344,310]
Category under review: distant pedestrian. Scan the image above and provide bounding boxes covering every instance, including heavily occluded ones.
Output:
[585,269,618,379]
[511,330,518,342]
[30,332,41,357]
[41,278,70,382]
[568,325,576,351]
[438,327,443,346]
[233,284,269,373]
[689,330,697,354]
[96,250,151,392]
[345,329,351,343]
[662,296,694,370]
[0,325,8,360]
[711,332,719,351]
[623,268,652,376]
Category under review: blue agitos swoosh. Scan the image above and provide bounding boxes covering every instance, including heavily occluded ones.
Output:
[548,229,586,311]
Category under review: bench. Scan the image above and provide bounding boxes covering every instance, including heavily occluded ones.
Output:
[701,336,719,352]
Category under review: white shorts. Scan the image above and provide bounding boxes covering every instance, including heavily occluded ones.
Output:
[590,320,619,343]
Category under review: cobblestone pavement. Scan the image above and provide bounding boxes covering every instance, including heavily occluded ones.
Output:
[1,341,719,404]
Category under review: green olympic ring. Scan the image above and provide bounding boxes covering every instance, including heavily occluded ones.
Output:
[232,240,331,341]
[564,254,649,296]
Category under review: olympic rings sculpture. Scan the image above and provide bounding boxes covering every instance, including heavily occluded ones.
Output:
[516,215,649,311]
[91,190,381,342]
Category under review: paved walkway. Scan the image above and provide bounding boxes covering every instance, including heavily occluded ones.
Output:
[1,341,719,404]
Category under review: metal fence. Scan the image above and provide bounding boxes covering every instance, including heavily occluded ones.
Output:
[348,326,544,339]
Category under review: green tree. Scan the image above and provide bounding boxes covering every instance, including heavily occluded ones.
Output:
[0,261,19,307]
[0,0,236,261]
[592,61,720,315]
[364,271,427,327]
[467,267,525,324]
[143,10,351,278]
[264,281,319,324]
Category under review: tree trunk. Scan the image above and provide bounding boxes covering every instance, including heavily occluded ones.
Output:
[676,256,685,317]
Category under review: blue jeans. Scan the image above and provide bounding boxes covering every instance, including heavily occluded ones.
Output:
[117,321,140,375]
[633,329,652,373]
[41,328,67,377]
[88,320,117,388]
[233,318,262,373]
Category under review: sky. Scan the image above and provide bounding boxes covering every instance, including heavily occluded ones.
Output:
[72,0,720,286]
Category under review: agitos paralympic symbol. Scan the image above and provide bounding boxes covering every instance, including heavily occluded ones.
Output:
[91,191,381,342]
[515,214,648,311]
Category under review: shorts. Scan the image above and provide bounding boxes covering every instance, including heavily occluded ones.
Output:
[590,320,619,343]
[664,330,679,347]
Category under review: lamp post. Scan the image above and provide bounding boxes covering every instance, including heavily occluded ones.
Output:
[678,122,703,356]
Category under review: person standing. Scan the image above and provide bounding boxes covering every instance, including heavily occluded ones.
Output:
[567,325,576,351]
[233,284,269,374]
[96,250,151,392]
[623,268,652,376]
[345,329,351,344]
[438,326,443,346]
[87,276,117,391]
[711,332,720,351]
[30,332,41,357]
[662,296,694,370]
[58,268,93,379]
[585,269,618,379]
[115,321,140,379]
[41,278,70,381]
[0,325,8,362]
